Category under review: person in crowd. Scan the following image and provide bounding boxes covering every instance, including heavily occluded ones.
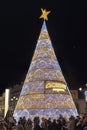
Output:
[57,119,62,130]
[75,119,83,130]
[24,118,32,130]
[41,117,46,130]
[33,116,42,130]
[12,125,17,130]
[0,120,7,130]
[67,116,75,130]
[17,121,24,130]
[51,119,58,130]
[41,117,48,130]
[82,115,87,129]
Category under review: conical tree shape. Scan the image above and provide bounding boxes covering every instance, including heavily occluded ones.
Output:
[13,21,78,121]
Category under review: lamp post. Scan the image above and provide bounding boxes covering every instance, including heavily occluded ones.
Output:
[84,90,87,112]
[79,84,87,113]
[79,87,82,91]
[11,96,18,112]
[78,86,87,113]
[84,91,87,102]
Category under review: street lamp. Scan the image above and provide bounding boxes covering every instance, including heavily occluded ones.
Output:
[11,96,18,111]
[79,87,82,91]
[83,84,87,112]
[84,84,87,101]
[84,91,87,102]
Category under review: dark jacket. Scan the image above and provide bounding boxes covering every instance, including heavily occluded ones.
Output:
[33,125,42,130]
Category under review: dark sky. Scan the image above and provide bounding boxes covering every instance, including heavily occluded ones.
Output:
[0,1,87,94]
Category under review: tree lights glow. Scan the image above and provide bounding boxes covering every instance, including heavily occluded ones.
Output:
[13,21,78,121]
[46,82,66,92]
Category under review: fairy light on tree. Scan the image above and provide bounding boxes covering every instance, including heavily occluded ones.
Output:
[13,8,78,122]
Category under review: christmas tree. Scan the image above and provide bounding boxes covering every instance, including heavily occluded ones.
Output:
[13,9,78,121]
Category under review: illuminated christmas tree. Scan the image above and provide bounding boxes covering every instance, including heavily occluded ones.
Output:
[13,9,78,121]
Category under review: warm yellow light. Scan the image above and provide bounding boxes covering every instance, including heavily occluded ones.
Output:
[53,88,65,92]
[39,8,51,21]
[46,82,66,92]
[16,98,18,101]
[4,89,10,117]
[11,98,13,101]
[79,88,82,91]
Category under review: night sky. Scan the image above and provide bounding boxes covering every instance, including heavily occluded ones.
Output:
[0,1,87,94]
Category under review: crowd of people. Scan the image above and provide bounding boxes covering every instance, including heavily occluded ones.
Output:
[0,113,87,130]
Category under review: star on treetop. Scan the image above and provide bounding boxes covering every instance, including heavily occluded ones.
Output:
[40,8,51,21]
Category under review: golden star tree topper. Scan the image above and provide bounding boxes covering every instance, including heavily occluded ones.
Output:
[40,8,51,20]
